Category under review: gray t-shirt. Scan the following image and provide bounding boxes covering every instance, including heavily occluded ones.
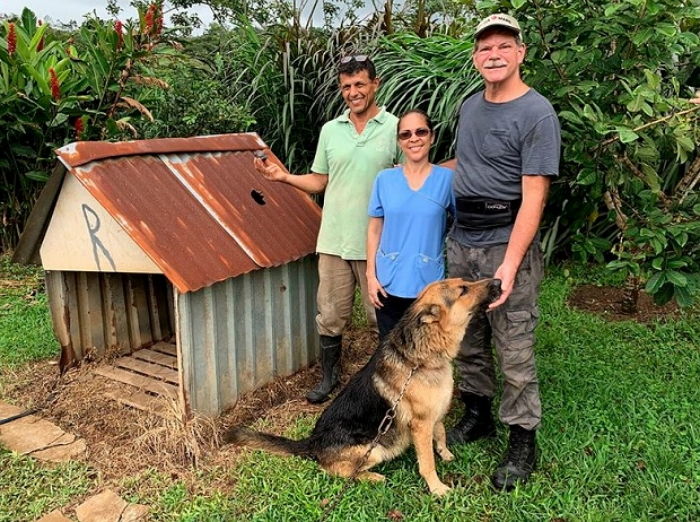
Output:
[450,88,561,247]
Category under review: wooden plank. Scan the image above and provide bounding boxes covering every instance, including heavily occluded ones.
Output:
[105,390,170,418]
[65,272,83,361]
[132,349,178,370]
[115,357,179,384]
[151,342,177,357]
[95,366,178,400]
[147,275,162,340]
[12,163,66,265]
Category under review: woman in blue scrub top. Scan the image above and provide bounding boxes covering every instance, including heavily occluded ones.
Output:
[366,109,455,341]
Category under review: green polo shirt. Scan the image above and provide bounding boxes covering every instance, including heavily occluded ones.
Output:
[311,107,398,260]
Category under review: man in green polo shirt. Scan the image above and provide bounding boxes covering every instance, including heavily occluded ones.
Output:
[254,56,398,403]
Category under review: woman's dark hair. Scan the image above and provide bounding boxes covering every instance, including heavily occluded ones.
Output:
[397,108,434,133]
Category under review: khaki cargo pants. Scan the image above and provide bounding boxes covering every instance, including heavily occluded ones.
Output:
[446,238,543,430]
[316,254,377,337]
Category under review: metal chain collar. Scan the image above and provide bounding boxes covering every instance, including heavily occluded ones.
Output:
[319,364,420,521]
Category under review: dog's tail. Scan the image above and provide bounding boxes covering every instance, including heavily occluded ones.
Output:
[224,426,314,459]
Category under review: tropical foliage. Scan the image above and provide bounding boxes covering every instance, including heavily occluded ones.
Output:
[0,5,175,249]
[1,0,699,307]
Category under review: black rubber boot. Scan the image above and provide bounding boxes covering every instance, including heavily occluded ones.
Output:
[447,392,496,445]
[491,424,537,491]
[306,335,342,404]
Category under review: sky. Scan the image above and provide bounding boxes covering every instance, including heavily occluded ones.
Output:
[2,0,215,29]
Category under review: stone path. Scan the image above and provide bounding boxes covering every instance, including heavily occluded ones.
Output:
[0,401,86,462]
[1,402,150,521]
[35,489,149,521]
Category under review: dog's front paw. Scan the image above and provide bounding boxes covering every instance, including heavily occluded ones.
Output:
[437,448,454,462]
[429,481,452,497]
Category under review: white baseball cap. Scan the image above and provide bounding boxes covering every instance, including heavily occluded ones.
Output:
[474,13,521,39]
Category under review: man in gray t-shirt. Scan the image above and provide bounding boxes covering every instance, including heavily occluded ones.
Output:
[443,13,561,492]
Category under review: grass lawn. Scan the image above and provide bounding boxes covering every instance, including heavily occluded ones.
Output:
[0,257,698,521]
[0,257,56,367]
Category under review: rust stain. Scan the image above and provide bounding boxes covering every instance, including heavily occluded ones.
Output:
[55,133,265,167]
[55,134,321,293]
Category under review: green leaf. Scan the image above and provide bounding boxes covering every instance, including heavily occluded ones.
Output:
[551,50,567,64]
[651,257,664,270]
[11,145,37,158]
[49,113,69,127]
[667,259,688,269]
[645,272,665,294]
[643,69,661,90]
[606,260,628,271]
[652,283,674,305]
[559,110,583,125]
[626,94,645,113]
[655,23,677,38]
[618,128,640,143]
[21,7,38,37]
[675,135,694,152]
[604,4,625,16]
[511,0,527,8]
[674,286,694,308]
[24,170,49,182]
[666,270,688,287]
[582,104,598,122]
[576,168,597,186]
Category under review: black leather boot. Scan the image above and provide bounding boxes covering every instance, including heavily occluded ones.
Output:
[306,335,342,404]
[491,424,537,491]
[447,392,496,445]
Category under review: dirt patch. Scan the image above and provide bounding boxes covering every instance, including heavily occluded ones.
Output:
[1,327,379,488]
[568,284,681,322]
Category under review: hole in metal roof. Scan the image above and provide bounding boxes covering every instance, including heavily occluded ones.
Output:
[251,189,266,205]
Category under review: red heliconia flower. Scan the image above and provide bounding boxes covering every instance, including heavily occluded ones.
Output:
[114,20,123,49]
[7,23,16,55]
[144,3,162,37]
[48,68,60,101]
[74,116,84,139]
[144,5,155,34]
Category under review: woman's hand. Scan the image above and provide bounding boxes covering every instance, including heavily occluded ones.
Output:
[367,275,388,309]
[253,157,288,182]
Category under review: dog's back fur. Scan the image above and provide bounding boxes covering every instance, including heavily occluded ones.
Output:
[224,277,501,495]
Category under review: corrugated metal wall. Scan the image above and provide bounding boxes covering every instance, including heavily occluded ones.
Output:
[176,255,319,415]
[45,271,173,369]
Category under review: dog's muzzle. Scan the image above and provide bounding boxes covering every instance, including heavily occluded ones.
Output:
[487,279,502,303]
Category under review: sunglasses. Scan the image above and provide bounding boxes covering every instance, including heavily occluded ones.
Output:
[398,128,431,141]
[340,54,369,64]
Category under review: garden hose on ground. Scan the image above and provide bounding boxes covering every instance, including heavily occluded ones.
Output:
[0,408,39,426]
[0,374,63,426]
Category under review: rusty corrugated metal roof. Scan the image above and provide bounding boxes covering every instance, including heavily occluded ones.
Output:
[54,134,321,293]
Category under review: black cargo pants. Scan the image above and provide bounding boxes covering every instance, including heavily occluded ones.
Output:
[446,238,544,430]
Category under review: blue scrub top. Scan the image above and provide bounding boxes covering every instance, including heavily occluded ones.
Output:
[368,165,455,298]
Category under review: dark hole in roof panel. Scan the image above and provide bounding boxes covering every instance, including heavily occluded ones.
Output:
[72,155,258,293]
[251,190,266,205]
[165,151,320,268]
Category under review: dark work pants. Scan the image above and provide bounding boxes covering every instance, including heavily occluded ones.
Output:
[376,293,415,342]
[446,238,544,430]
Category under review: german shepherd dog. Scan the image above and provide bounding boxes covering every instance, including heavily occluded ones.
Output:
[224,277,501,496]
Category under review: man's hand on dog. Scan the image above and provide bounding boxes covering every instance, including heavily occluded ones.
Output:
[253,156,288,182]
[367,275,388,308]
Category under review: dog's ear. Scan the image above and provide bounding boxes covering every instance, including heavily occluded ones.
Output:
[419,304,443,324]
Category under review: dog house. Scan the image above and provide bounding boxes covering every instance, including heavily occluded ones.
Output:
[31,134,321,416]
